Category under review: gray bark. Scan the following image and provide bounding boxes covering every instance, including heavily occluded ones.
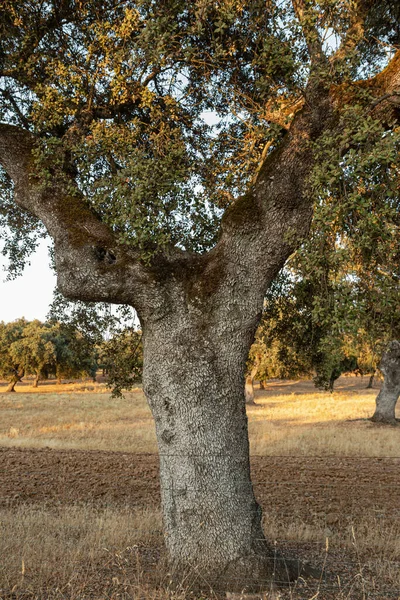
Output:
[143,314,298,592]
[371,342,400,425]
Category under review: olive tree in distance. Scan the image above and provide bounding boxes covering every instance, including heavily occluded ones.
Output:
[0,1,399,592]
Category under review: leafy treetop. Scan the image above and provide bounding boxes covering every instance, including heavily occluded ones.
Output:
[1,0,399,272]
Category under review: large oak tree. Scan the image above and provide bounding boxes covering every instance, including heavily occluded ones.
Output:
[1,0,399,593]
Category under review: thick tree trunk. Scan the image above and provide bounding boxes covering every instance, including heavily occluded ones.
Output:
[142,318,298,594]
[33,373,40,388]
[371,342,400,425]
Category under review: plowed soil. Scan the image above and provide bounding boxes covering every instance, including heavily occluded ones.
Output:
[1,447,399,521]
[1,447,399,599]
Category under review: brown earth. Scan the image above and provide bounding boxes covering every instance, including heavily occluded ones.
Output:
[1,447,399,522]
[1,447,399,599]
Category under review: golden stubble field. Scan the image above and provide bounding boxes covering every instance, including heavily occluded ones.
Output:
[0,376,399,600]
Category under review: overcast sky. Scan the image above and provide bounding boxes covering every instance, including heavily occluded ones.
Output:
[0,240,56,323]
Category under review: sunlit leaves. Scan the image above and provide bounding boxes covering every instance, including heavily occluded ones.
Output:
[0,0,399,266]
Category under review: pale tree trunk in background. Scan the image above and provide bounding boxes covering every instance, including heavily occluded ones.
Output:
[6,377,19,393]
[6,372,23,393]
[366,370,375,389]
[259,380,267,390]
[245,363,260,405]
[33,372,40,388]
[371,342,400,425]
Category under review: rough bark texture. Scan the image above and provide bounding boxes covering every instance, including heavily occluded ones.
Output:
[142,313,300,592]
[0,37,399,593]
[371,341,400,425]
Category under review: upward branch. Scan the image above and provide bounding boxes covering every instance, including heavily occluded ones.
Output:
[194,48,400,325]
[291,0,326,67]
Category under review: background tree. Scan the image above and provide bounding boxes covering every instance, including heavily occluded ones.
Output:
[0,0,399,592]
[9,320,56,387]
[0,319,28,392]
[99,328,143,397]
[48,322,97,384]
[371,340,400,424]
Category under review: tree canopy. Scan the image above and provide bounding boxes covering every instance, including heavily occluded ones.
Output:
[1,0,399,274]
[1,0,400,593]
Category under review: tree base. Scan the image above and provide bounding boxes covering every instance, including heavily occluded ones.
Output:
[168,551,319,596]
[370,415,399,426]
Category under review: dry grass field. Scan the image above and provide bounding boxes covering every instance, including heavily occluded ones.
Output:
[0,376,399,599]
[1,376,399,457]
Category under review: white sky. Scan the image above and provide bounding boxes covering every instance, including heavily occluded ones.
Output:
[0,239,56,323]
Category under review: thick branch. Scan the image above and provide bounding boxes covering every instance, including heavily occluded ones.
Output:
[331,50,400,123]
[0,123,152,313]
[189,51,400,333]
[330,0,375,64]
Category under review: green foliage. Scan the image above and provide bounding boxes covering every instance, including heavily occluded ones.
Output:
[9,320,56,383]
[0,167,46,278]
[2,0,398,265]
[47,322,97,382]
[0,319,97,387]
[0,318,28,383]
[99,328,143,397]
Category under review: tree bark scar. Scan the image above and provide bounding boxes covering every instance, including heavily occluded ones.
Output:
[161,429,176,444]
[94,246,117,265]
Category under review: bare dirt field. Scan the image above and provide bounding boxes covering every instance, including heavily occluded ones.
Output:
[1,447,399,523]
[0,377,399,599]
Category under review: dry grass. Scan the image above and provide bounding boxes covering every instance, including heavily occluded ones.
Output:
[0,505,162,592]
[1,504,399,599]
[1,376,399,456]
[1,376,400,599]
[0,387,158,453]
[248,385,400,457]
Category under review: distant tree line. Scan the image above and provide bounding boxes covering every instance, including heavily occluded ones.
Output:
[0,319,142,393]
